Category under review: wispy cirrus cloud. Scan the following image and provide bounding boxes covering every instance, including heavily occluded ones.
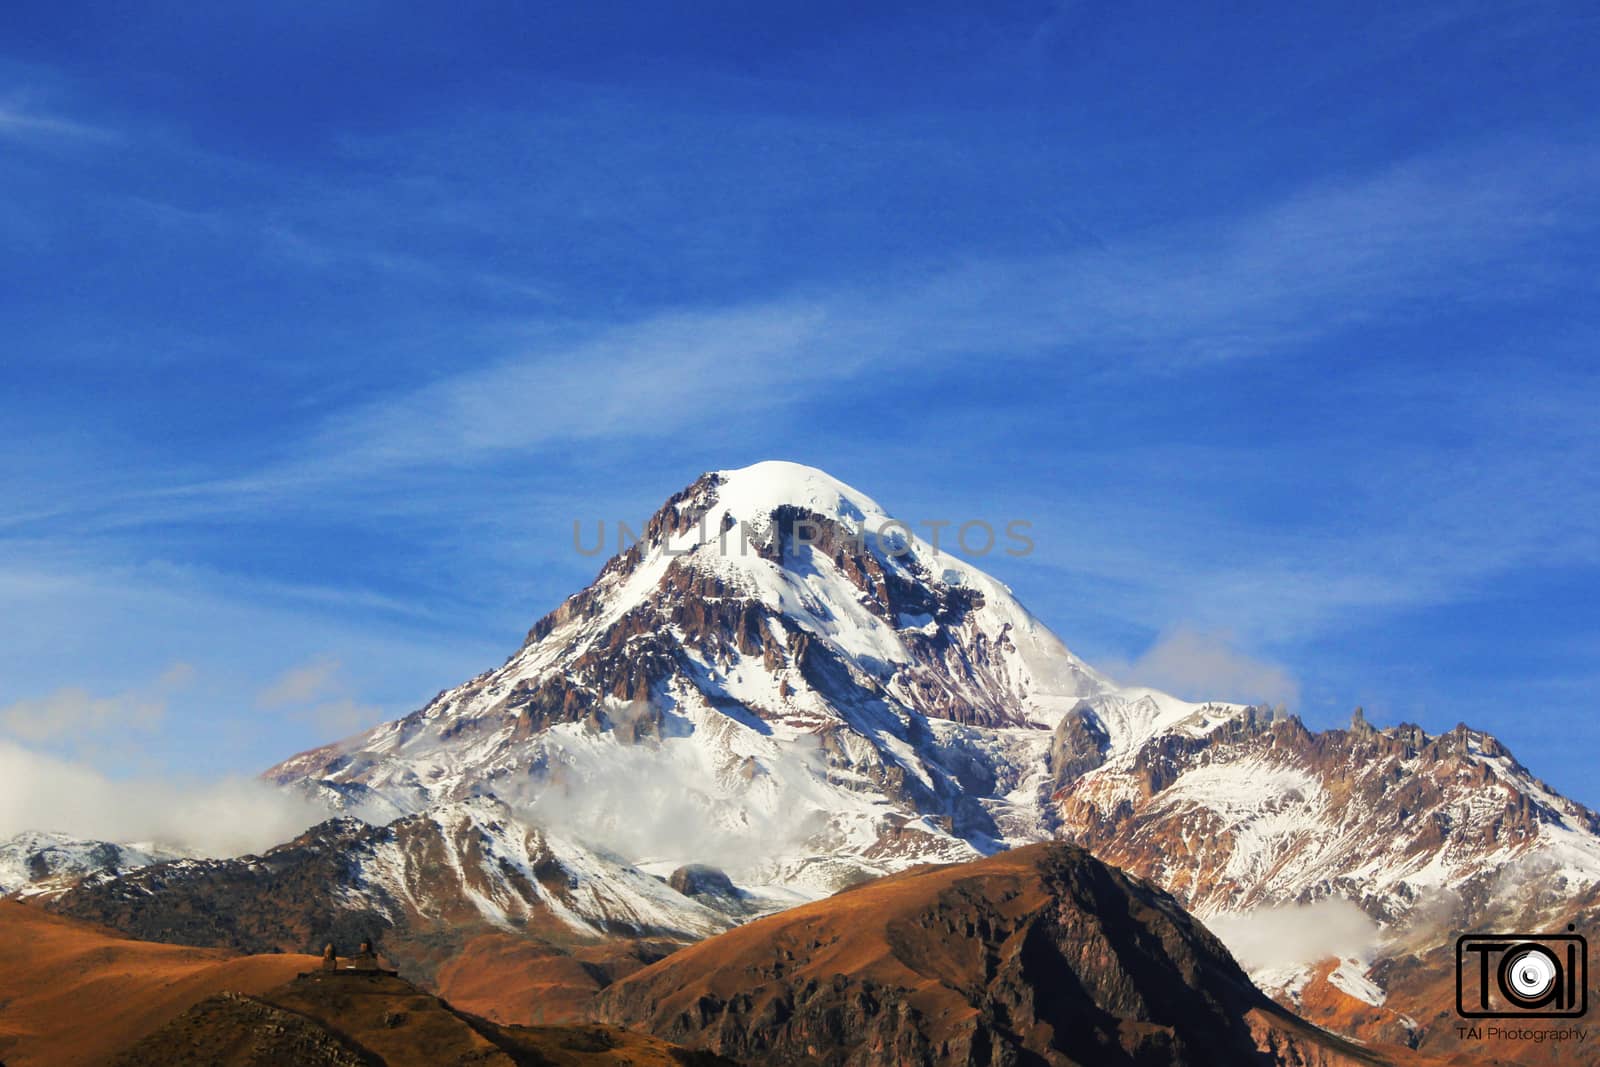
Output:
[9,130,1595,669]
[141,131,1591,503]
[0,97,114,143]
[257,655,344,708]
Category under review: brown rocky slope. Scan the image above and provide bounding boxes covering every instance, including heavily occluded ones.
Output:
[111,970,738,1067]
[0,899,733,1067]
[596,842,1491,1066]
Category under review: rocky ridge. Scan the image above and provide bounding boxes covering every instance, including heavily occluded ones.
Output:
[48,797,732,980]
[597,842,1479,1067]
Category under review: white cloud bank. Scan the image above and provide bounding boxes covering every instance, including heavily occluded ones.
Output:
[501,724,836,877]
[1207,898,1380,976]
[0,739,329,858]
[0,658,385,859]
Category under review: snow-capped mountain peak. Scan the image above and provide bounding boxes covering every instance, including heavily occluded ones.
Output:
[654,462,1107,709]
[264,462,1600,957]
[266,463,1141,890]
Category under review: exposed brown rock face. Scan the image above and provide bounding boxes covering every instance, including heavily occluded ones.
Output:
[597,844,1433,1067]
[1048,701,1111,792]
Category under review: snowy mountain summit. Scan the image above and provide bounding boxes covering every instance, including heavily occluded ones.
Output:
[267,461,1225,892]
[266,461,1600,947]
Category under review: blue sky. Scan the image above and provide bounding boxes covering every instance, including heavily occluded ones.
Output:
[2,3,1598,815]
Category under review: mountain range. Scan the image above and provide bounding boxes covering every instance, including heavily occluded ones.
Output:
[7,461,1597,1062]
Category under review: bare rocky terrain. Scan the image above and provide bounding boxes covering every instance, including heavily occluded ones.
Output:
[598,843,1497,1066]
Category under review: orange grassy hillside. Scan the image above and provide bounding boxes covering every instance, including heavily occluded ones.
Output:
[432,930,681,1025]
[111,970,742,1067]
[0,901,317,1067]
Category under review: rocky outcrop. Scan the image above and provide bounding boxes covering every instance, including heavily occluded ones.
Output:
[1047,700,1110,790]
[109,992,378,1067]
[668,864,735,900]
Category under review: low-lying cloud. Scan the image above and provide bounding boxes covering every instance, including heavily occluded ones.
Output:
[0,658,385,859]
[1207,898,1380,975]
[0,738,329,858]
[499,723,835,877]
